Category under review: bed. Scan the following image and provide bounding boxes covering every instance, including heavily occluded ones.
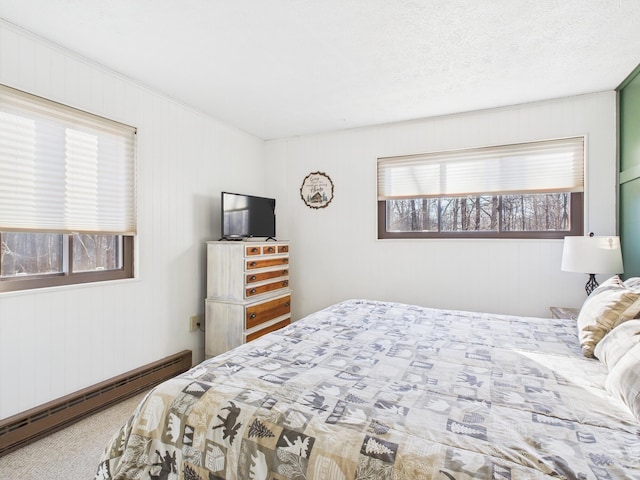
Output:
[95,293,640,479]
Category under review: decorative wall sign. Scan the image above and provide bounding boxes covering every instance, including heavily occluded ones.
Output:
[300,171,334,209]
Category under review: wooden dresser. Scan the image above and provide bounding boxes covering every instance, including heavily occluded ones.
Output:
[205,240,291,357]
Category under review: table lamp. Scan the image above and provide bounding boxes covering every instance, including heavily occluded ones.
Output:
[561,234,624,295]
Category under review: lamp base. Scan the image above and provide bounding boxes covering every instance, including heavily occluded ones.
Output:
[585,274,598,296]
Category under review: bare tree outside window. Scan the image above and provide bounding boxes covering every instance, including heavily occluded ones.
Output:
[72,234,122,272]
[1,232,123,278]
[381,192,581,238]
[1,233,63,277]
[501,194,570,231]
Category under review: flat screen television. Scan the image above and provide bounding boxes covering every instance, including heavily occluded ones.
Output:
[221,192,276,240]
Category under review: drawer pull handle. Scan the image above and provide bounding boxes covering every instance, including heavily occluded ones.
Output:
[266,247,274,252]
[249,261,257,267]
[249,275,257,281]
[285,301,290,307]
[282,259,288,264]
[282,281,289,287]
[251,247,258,253]
[249,313,257,319]
[249,288,257,294]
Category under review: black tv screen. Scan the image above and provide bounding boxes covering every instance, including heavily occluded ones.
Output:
[221,192,276,239]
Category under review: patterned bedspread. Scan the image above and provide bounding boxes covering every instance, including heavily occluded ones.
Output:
[95,299,640,479]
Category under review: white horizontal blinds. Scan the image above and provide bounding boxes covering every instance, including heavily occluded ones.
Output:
[0,84,136,234]
[377,137,585,200]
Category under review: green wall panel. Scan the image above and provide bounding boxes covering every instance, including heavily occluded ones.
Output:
[620,71,640,171]
[620,179,640,278]
[619,65,640,279]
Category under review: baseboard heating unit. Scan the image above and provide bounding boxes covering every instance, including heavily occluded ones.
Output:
[0,349,192,457]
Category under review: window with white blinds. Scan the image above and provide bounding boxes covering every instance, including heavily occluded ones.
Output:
[0,83,136,234]
[377,137,584,200]
[0,84,136,292]
[377,137,585,239]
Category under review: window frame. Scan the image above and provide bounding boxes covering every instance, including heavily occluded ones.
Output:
[378,192,583,239]
[0,234,134,293]
[377,136,585,240]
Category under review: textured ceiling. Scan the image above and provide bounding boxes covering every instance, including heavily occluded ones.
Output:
[1,1,640,140]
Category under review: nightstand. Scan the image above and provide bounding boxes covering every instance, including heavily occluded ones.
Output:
[550,306,580,321]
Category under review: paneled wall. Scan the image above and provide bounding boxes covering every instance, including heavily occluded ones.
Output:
[0,21,264,419]
[619,65,640,278]
[266,92,618,320]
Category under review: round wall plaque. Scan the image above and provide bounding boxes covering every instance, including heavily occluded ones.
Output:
[300,171,334,209]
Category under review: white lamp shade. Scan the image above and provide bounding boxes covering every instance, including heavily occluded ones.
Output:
[561,236,624,274]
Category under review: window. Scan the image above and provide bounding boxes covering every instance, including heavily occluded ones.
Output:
[377,137,584,239]
[0,84,136,292]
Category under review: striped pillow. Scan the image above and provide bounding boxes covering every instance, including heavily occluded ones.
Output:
[623,277,640,318]
[576,276,640,357]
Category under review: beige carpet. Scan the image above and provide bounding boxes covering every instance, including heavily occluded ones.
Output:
[0,392,147,480]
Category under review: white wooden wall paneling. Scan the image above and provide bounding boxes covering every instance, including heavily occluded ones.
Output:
[0,20,265,419]
[265,92,617,321]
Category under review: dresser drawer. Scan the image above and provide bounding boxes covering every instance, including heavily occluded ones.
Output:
[246,318,290,342]
[246,279,289,298]
[246,295,291,330]
[245,245,262,256]
[246,269,289,284]
[262,245,278,255]
[246,256,289,270]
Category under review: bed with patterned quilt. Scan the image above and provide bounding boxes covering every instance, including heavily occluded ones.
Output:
[95,294,640,479]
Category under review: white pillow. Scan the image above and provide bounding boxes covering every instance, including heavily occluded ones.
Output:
[605,343,640,421]
[594,319,640,370]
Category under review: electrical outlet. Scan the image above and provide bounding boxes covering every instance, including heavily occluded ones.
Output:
[189,314,201,331]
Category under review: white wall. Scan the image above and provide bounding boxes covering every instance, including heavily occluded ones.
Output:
[266,92,618,321]
[0,21,265,419]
